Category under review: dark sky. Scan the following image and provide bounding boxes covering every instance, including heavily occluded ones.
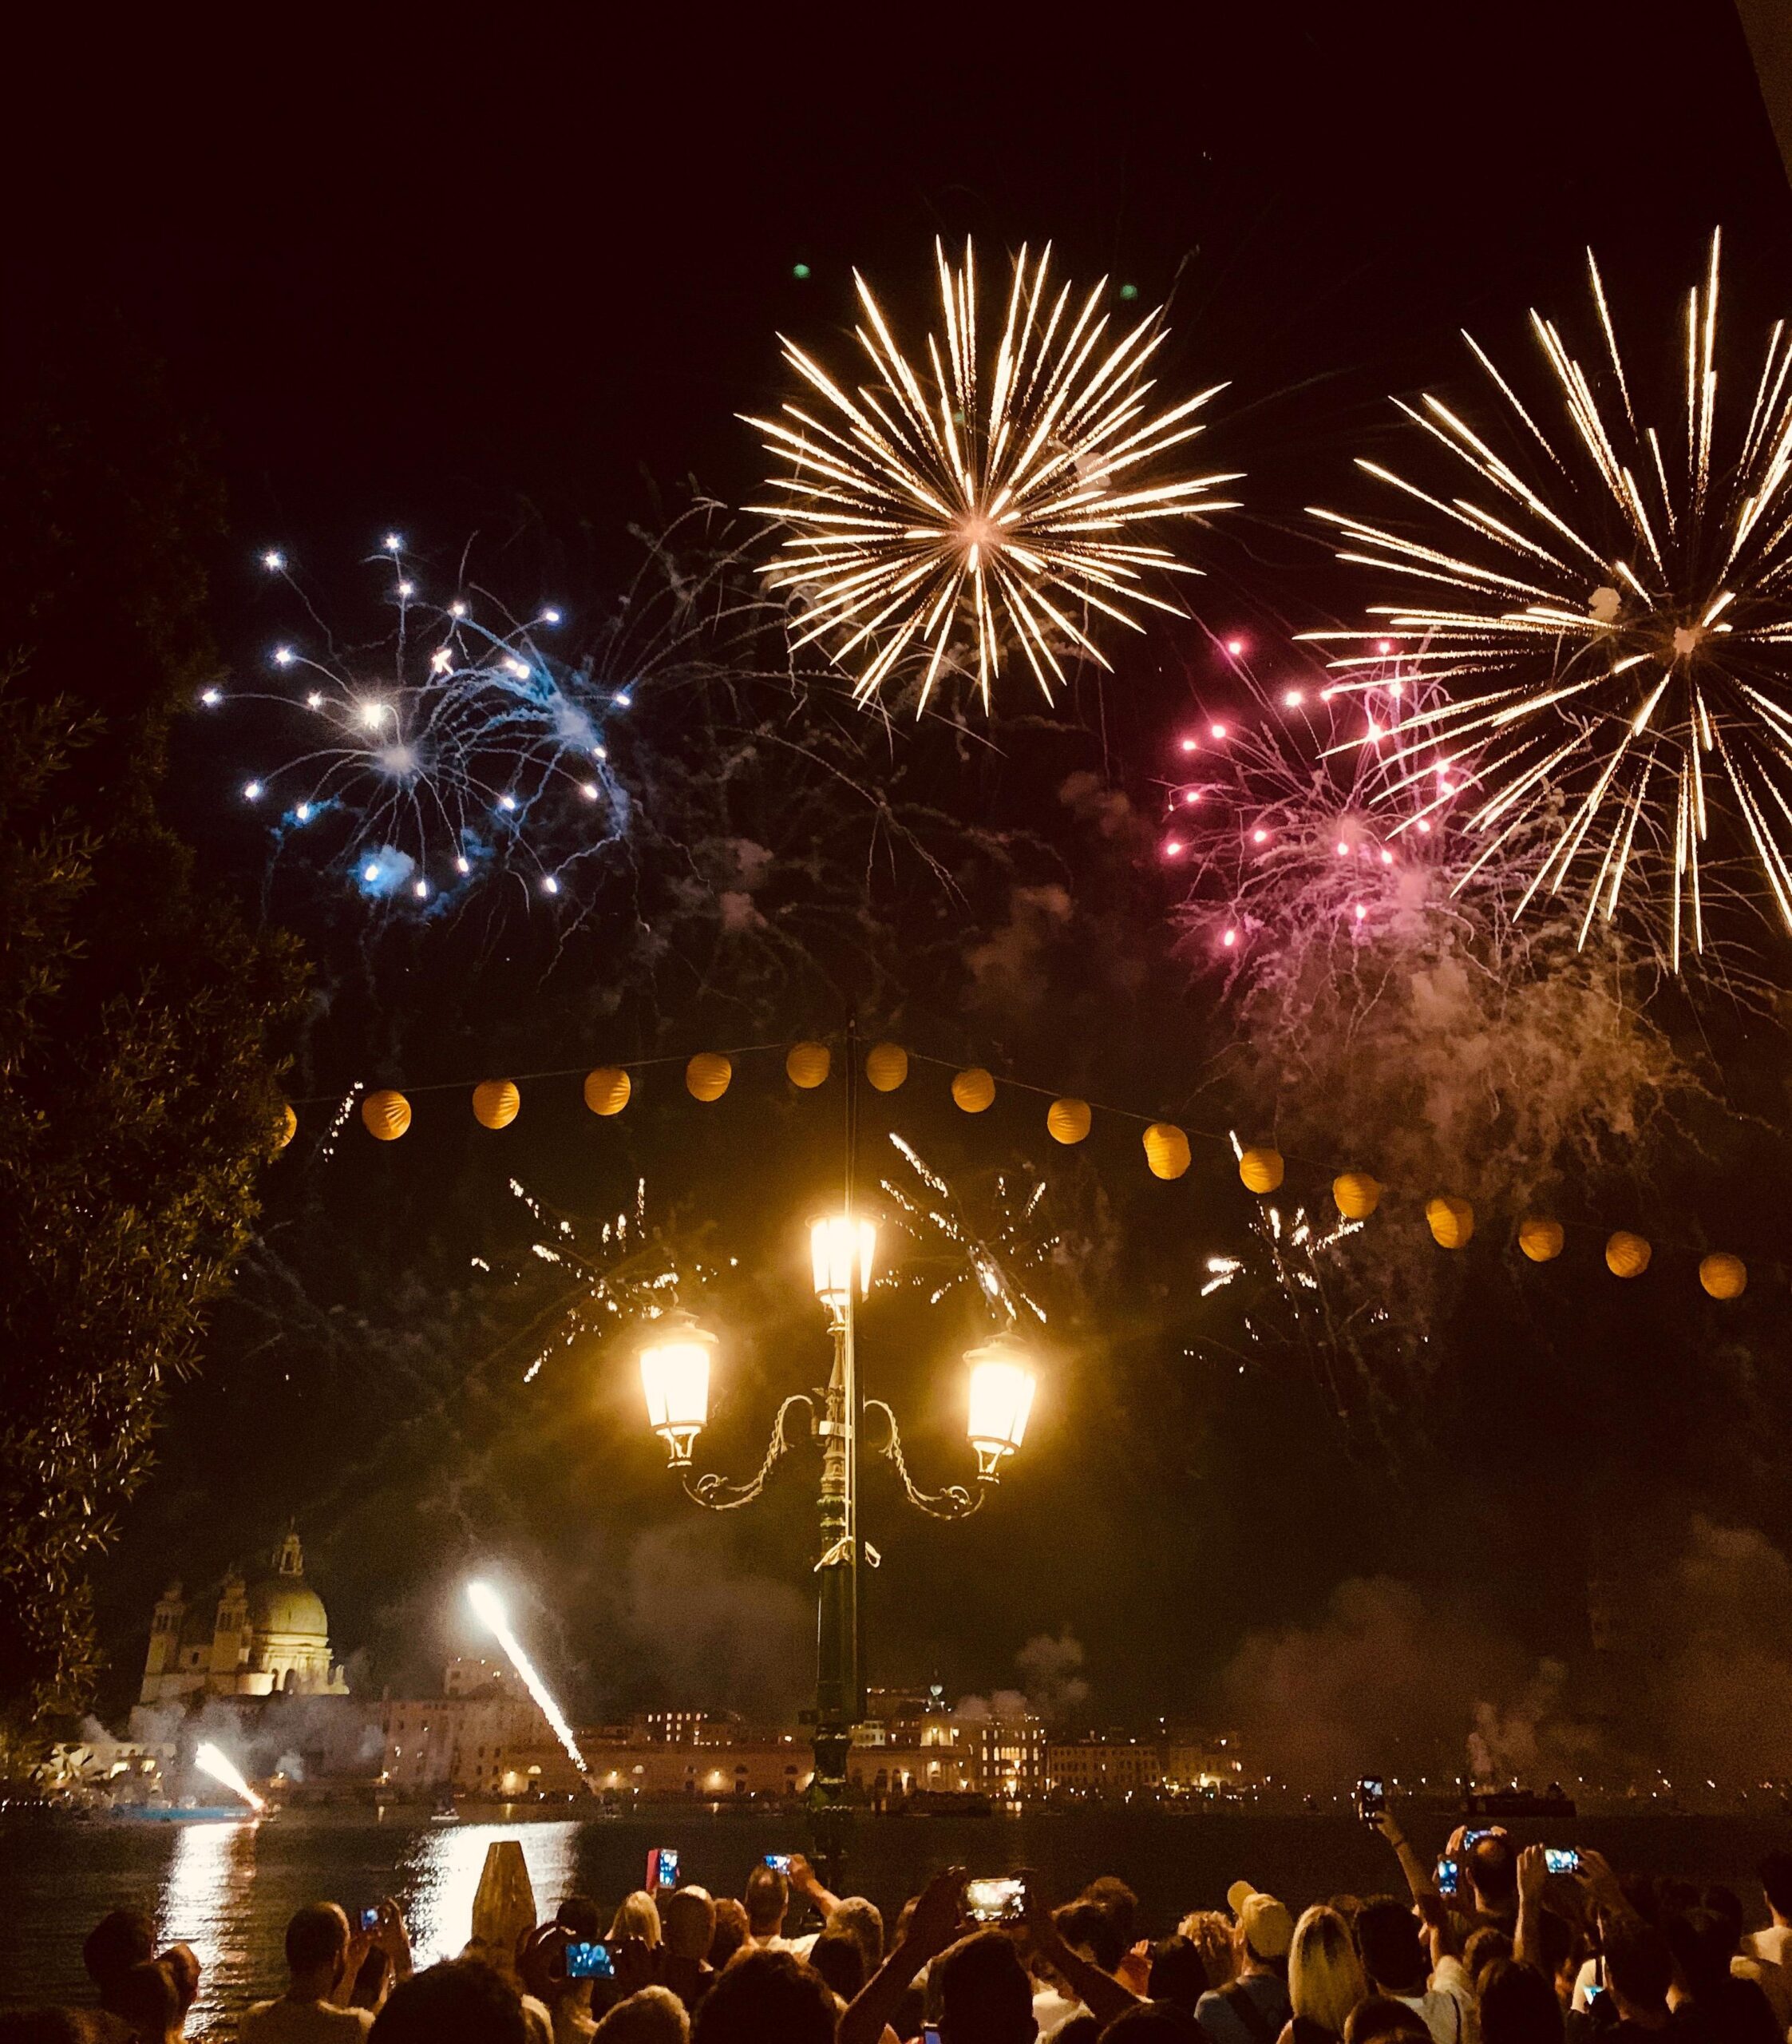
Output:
[18,6,1792,1747]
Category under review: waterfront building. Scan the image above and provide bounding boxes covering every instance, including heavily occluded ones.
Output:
[140,1529,350,1704]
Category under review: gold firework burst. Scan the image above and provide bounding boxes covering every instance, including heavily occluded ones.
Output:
[1307,231,1792,969]
[745,240,1238,711]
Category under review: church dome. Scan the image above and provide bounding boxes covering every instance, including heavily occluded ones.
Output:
[247,1575,329,1640]
[247,1527,330,1641]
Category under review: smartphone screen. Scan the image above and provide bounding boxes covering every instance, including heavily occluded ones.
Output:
[964,1876,1026,1924]
[1544,1848,1580,1876]
[358,1907,381,1933]
[646,1847,680,1891]
[565,1941,614,1980]
[763,1853,793,1873]
[1435,1858,1461,1897]
[1355,1777,1387,1822]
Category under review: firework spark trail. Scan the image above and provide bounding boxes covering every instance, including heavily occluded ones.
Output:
[880,1134,1055,1325]
[465,1580,589,1777]
[1161,652,1481,966]
[478,1178,706,1385]
[1307,231,1792,969]
[194,1741,265,1812]
[746,240,1240,711]
[205,538,623,904]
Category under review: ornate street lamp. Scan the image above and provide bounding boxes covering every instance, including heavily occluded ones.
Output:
[631,1042,1038,1875]
[637,1312,716,1469]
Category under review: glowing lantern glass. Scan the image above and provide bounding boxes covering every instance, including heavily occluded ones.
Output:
[964,1334,1037,1481]
[638,1313,715,1467]
[809,1213,876,1316]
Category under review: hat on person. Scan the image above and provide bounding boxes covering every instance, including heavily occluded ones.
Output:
[1226,1883,1294,1961]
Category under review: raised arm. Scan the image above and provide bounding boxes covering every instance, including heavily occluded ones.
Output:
[788,1853,844,1925]
[1375,1804,1442,1911]
[1023,1877,1140,2029]
[840,1869,965,2044]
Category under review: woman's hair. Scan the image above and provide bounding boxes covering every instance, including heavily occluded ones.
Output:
[591,1986,691,2042]
[708,1898,750,1970]
[607,1890,663,1947]
[1179,1911,1239,1990]
[1479,1959,1565,2044]
[1289,1906,1369,2040]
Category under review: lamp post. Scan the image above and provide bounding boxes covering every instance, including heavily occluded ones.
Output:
[633,1087,1037,1873]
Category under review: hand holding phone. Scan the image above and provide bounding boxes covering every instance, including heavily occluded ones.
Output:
[964,1876,1027,1925]
[1544,1848,1581,1876]
[763,1852,793,1874]
[646,1846,681,1893]
[1354,1777,1387,1825]
[358,1907,381,1933]
[1435,1858,1462,1899]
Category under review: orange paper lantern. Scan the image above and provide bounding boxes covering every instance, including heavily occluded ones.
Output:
[1046,1098,1091,1145]
[864,1041,908,1092]
[686,1052,733,1102]
[1426,1195,1474,1249]
[785,1041,831,1089]
[472,1079,520,1129]
[583,1067,631,1116]
[951,1067,996,1114]
[1143,1123,1192,1180]
[362,1090,412,1142]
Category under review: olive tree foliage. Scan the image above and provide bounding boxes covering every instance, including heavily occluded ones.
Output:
[0,321,306,1749]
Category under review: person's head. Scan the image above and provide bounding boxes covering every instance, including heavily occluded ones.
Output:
[370,1959,531,2044]
[742,1864,788,1939]
[609,1890,663,1947]
[1700,1887,1743,1947]
[1289,1905,1368,2038]
[707,1897,749,1970]
[662,1887,717,1964]
[831,1895,885,1975]
[1099,2009,1201,2041]
[809,1929,866,2001]
[556,1896,606,1944]
[1602,1921,1672,2018]
[113,1960,183,2044]
[935,1931,1035,2044]
[284,1903,350,1991]
[1759,1853,1792,1925]
[1463,1927,1514,1992]
[1344,1995,1433,2044]
[84,1910,156,2007]
[1056,1899,1126,1975]
[689,1949,836,2044]
[1081,1876,1141,1949]
[1179,1911,1238,1990]
[1148,1935,1209,2015]
[591,1985,691,2042]
[1661,1910,1734,2002]
[1479,1959,1565,2044]
[1353,1900,1426,1997]
[1228,1884,1294,1975]
[156,1946,200,2019]
[1469,1834,1518,1911]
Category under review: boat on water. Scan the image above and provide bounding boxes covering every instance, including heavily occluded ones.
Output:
[1462,1785,1577,1820]
[428,1798,461,1824]
[113,1802,262,1824]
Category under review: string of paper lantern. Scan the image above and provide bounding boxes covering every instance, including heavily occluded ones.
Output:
[274,1033,1760,1301]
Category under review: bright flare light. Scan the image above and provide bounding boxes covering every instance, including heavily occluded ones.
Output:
[465,1581,589,1777]
[747,240,1239,711]
[1309,231,1792,969]
[194,1742,264,1812]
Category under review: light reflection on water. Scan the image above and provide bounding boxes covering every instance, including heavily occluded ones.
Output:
[154,1820,260,2024]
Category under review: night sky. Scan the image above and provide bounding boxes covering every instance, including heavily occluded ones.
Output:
[16,7,1792,1773]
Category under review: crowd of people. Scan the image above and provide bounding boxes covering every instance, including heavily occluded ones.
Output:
[6,1815,1792,2044]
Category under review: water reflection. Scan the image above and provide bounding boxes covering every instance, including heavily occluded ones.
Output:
[155,1819,259,2029]
[403,1820,579,1967]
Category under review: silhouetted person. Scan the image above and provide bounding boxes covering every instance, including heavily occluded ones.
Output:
[1480,1959,1565,2044]
[369,1959,532,2044]
[934,1931,1037,2044]
[689,1951,835,2044]
[241,1903,373,2040]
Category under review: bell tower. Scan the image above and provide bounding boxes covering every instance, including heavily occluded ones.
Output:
[141,1580,186,1700]
[211,1568,249,1691]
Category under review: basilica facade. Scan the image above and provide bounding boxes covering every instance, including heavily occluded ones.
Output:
[140,1528,350,1704]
